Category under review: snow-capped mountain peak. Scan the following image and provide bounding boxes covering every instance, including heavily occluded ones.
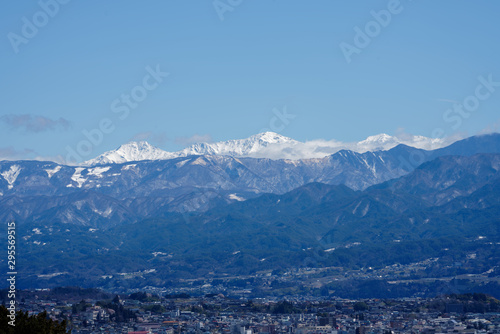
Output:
[361,133,393,144]
[84,141,174,166]
[181,132,298,157]
[357,134,399,151]
[250,131,296,144]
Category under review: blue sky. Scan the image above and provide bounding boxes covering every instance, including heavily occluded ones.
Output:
[1,0,499,162]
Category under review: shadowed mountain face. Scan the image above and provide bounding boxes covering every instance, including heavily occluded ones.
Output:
[1,133,499,228]
[373,154,500,205]
[2,149,499,291]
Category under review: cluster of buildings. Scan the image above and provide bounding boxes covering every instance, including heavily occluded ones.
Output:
[13,291,500,334]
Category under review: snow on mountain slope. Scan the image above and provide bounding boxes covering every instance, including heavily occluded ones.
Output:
[84,132,298,166]
[180,132,299,157]
[237,133,450,160]
[1,165,21,189]
[83,132,451,166]
[84,141,176,166]
[356,134,446,152]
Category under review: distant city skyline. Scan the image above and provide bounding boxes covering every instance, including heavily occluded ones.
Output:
[1,1,500,163]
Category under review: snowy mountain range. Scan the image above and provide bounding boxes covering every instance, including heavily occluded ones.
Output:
[83,132,452,166]
[2,133,499,229]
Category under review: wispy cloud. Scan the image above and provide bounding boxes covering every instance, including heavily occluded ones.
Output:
[0,146,36,160]
[175,134,213,146]
[0,146,67,163]
[131,131,169,146]
[436,98,461,104]
[478,119,500,135]
[0,114,71,133]
[246,131,460,160]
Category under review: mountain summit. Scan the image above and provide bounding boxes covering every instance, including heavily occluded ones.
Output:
[179,132,298,157]
[84,141,175,166]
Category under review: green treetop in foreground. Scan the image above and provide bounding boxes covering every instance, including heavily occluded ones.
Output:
[0,305,69,334]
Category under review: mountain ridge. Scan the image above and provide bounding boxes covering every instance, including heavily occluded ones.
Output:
[83,131,456,166]
[0,133,499,229]
[84,132,298,166]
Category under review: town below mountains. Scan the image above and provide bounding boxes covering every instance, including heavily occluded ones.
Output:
[3,287,500,334]
[0,132,499,299]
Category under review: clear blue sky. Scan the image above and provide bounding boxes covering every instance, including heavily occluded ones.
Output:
[1,0,499,162]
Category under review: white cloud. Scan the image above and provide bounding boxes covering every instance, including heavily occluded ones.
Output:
[244,133,459,160]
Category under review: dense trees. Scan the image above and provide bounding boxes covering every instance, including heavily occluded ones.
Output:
[0,305,69,333]
[427,293,500,313]
[95,296,136,322]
